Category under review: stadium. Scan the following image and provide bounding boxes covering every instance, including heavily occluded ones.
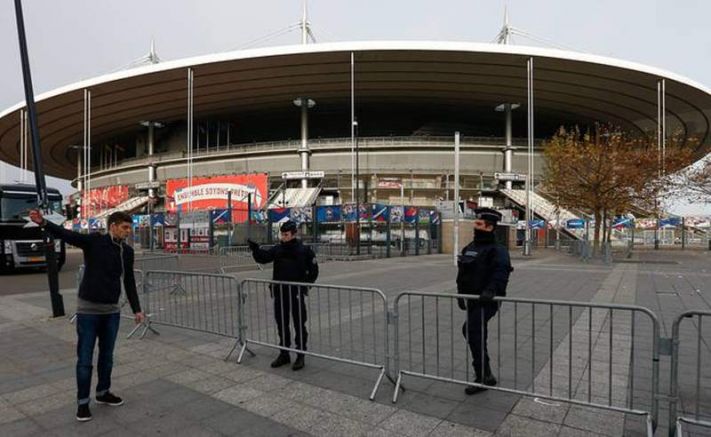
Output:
[0,34,710,250]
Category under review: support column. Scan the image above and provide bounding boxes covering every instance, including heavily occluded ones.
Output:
[523,58,534,256]
[147,122,156,198]
[294,97,315,188]
[496,103,519,189]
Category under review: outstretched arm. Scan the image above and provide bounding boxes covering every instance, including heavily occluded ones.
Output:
[248,240,275,264]
[30,209,91,249]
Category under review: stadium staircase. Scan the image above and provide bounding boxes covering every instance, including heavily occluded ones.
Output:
[268,187,321,208]
[94,196,151,219]
[500,189,587,240]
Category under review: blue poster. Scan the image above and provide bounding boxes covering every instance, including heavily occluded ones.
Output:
[659,217,681,228]
[316,205,342,222]
[430,210,440,224]
[530,220,545,229]
[612,217,633,228]
[151,213,165,227]
[372,204,389,222]
[343,203,357,222]
[391,206,403,224]
[290,207,313,224]
[269,208,291,223]
[566,218,585,229]
[418,208,431,224]
[404,206,418,224]
[359,204,371,220]
[211,209,230,225]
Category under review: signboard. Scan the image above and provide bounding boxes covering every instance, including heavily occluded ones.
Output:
[166,174,268,221]
[566,218,585,229]
[135,181,161,190]
[377,178,403,189]
[494,172,527,181]
[478,197,494,208]
[83,185,129,214]
[281,171,325,180]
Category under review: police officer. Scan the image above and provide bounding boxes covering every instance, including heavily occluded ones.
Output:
[456,208,513,395]
[248,221,318,370]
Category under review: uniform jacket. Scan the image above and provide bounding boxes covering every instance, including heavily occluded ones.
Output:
[251,239,319,287]
[44,221,141,313]
[456,234,513,301]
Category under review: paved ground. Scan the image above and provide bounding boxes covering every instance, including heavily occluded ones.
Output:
[0,247,709,436]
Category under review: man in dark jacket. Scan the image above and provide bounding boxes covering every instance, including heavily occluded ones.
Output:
[456,208,513,395]
[248,220,318,370]
[29,210,144,422]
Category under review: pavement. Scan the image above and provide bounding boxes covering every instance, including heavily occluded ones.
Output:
[0,247,709,436]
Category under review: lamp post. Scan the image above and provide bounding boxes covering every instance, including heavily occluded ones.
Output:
[13,0,64,316]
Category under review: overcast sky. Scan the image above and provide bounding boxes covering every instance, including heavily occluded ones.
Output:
[0,0,709,213]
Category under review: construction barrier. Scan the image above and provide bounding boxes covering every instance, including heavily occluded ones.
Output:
[237,278,389,400]
[391,292,661,437]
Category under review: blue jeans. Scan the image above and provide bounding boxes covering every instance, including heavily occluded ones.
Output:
[75,313,120,405]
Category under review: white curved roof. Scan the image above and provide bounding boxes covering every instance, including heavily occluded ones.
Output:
[1,41,709,178]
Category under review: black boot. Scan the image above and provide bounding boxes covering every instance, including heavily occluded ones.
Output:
[271,352,291,368]
[292,353,305,371]
[464,374,497,395]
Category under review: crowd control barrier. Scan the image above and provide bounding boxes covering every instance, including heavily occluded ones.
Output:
[237,278,389,400]
[669,311,711,436]
[130,271,244,354]
[391,292,661,436]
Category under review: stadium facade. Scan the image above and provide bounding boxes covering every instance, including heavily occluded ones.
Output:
[0,41,710,219]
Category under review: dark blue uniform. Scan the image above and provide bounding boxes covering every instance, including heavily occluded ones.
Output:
[251,239,318,351]
[456,236,512,381]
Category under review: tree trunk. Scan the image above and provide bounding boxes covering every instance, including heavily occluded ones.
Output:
[593,209,601,256]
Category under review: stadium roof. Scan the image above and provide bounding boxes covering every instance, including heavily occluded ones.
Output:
[1,41,710,180]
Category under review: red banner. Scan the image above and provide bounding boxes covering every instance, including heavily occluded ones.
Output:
[83,185,129,215]
[165,174,268,221]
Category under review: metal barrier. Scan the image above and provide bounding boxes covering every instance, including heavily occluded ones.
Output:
[391,292,660,436]
[669,311,711,436]
[131,270,244,356]
[134,254,179,271]
[218,245,265,272]
[237,278,389,400]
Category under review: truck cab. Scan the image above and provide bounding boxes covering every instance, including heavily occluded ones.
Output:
[0,184,66,273]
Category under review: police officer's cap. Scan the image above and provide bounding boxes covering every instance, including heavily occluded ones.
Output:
[280,220,298,233]
[474,208,502,223]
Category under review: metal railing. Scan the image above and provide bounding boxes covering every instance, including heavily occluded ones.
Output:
[669,311,711,436]
[236,278,390,400]
[133,253,179,271]
[89,135,546,174]
[391,292,660,436]
[131,270,244,356]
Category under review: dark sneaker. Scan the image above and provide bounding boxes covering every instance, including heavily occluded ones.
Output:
[76,404,92,422]
[270,352,291,368]
[95,392,124,406]
[292,354,305,371]
[464,375,497,395]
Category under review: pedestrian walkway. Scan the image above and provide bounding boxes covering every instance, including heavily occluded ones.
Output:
[0,249,705,436]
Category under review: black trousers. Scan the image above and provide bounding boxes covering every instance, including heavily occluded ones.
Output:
[272,285,308,351]
[461,303,498,380]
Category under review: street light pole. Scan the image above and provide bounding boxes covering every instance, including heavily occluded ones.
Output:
[13,0,65,316]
